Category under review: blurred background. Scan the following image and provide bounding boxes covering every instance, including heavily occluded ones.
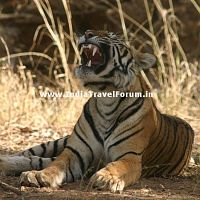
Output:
[0,0,199,58]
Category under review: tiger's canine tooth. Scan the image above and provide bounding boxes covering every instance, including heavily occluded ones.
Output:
[88,60,92,67]
[88,44,92,49]
[92,47,97,56]
[80,46,83,54]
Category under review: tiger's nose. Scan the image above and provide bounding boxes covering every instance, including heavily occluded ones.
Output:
[85,30,94,39]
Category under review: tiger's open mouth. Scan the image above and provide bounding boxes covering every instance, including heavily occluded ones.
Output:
[79,43,105,67]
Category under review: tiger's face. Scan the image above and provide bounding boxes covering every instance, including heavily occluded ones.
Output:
[75,30,156,91]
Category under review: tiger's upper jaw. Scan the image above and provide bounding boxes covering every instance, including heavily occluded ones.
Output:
[75,30,130,91]
[77,30,114,72]
[78,39,106,70]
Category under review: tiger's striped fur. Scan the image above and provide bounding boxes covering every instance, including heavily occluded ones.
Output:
[0,30,194,192]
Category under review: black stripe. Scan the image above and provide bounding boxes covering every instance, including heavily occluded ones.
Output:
[105,97,144,140]
[68,159,75,182]
[115,45,123,68]
[66,146,85,174]
[99,85,107,90]
[74,128,94,162]
[146,115,169,165]
[39,157,43,170]
[104,96,126,116]
[102,98,119,107]
[142,114,163,165]
[95,99,108,121]
[30,157,33,168]
[153,118,179,175]
[176,130,193,174]
[147,117,176,176]
[114,59,118,67]
[94,100,109,131]
[118,97,144,123]
[125,57,133,71]
[94,65,107,74]
[52,139,59,157]
[150,116,170,165]
[77,122,88,138]
[100,68,117,78]
[83,81,113,87]
[168,124,190,174]
[63,137,68,147]
[112,46,115,57]
[84,102,103,145]
[121,49,128,58]
[41,143,46,157]
[51,157,56,161]
[115,151,143,161]
[29,148,35,156]
[108,127,144,153]
[114,117,143,139]
[116,75,123,88]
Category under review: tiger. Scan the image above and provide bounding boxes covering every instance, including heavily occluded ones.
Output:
[0,30,194,192]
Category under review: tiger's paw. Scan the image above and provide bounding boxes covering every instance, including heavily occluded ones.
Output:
[90,168,125,193]
[20,168,65,188]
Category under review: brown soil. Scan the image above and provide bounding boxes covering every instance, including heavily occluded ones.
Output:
[0,175,200,200]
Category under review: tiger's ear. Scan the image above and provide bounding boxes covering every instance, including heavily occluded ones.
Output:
[135,53,156,70]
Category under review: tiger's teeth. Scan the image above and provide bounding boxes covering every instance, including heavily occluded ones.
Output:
[88,44,92,49]
[92,47,97,56]
[88,60,92,67]
[80,47,83,55]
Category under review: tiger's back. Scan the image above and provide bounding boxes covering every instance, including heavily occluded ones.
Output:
[143,112,194,177]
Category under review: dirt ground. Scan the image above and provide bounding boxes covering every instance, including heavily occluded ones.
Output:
[0,121,200,200]
[0,174,200,200]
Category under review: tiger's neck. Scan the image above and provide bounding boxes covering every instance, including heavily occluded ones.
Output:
[93,75,151,117]
[95,75,150,103]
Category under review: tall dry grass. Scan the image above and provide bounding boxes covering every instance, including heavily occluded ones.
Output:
[113,0,200,125]
[0,65,85,130]
[0,0,199,132]
[142,0,200,123]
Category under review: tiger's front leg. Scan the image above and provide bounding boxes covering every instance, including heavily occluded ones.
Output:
[90,155,142,193]
[20,147,82,188]
[20,124,99,188]
[20,101,103,188]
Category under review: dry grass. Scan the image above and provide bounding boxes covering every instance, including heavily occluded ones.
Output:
[0,65,85,129]
[115,0,200,123]
[0,0,199,146]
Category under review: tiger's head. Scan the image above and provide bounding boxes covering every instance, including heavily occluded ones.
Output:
[75,30,156,91]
